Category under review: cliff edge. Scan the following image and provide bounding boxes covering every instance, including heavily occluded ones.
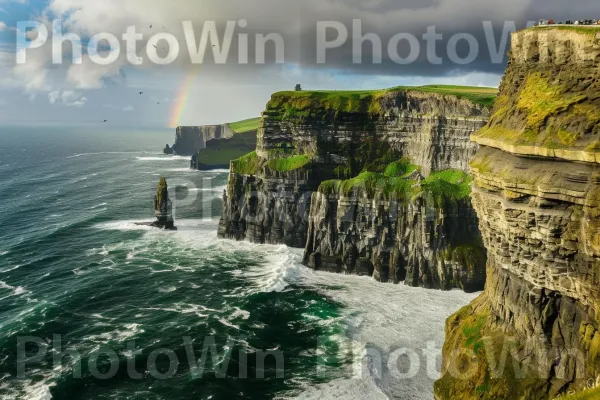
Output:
[436,27,600,399]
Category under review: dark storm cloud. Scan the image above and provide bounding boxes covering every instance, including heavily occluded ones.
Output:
[273,0,599,77]
[39,0,600,80]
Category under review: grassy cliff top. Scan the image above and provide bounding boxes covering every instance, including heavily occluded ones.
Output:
[227,117,261,134]
[521,25,600,35]
[473,67,600,162]
[269,85,497,111]
[319,158,471,204]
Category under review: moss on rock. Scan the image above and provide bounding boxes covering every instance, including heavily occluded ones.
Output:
[230,151,260,175]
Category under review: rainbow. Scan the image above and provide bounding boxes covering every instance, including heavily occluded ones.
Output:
[169,71,197,128]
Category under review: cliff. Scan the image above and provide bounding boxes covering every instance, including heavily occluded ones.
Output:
[167,125,234,156]
[304,167,486,292]
[190,118,259,170]
[219,86,494,290]
[436,27,600,399]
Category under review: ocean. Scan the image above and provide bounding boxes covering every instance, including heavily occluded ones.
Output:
[0,126,477,400]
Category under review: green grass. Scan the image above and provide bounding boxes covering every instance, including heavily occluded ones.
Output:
[476,72,600,150]
[517,73,587,130]
[383,158,420,177]
[194,131,257,169]
[525,25,600,35]
[319,160,472,204]
[227,117,261,134]
[462,315,487,354]
[341,172,413,198]
[266,154,312,172]
[563,386,600,399]
[392,85,498,107]
[156,177,167,205]
[421,169,472,206]
[319,170,415,199]
[230,151,260,175]
[318,158,417,199]
[267,85,497,118]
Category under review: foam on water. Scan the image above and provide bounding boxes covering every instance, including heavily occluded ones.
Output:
[97,218,475,399]
[0,280,27,298]
[166,168,195,172]
[135,156,188,161]
[68,151,146,159]
[292,269,479,399]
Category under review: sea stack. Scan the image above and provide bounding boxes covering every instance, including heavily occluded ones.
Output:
[163,144,174,155]
[152,177,176,230]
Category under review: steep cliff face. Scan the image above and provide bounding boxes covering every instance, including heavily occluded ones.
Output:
[169,125,234,156]
[219,87,493,289]
[304,172,486,292]
[436,27,600,399]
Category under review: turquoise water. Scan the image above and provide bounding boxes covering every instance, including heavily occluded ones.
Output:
[0,127,478,400]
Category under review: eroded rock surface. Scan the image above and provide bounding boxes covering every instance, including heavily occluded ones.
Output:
[219,88,491,290]
[436,27,600,399]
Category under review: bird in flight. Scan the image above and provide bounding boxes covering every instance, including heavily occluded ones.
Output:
[139,92,143,95]
[150,25,153,28]
[102,120,108,123]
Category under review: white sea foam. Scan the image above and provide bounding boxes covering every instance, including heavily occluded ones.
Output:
[135,156,188,161]
[0,264,21,274]
[0,280,28,298]
[85,323,145,344]
[292,270,479,399]
[89,202,108,210]
[94,220,158,231]
[166,168,194,172]
[142,303,216,318]
[0,251,8,256]
[217,317,240,330]
[159,286,177,293]
[230,307,251,320]
[188,185,227,192]
[92,217,475,399]
[69,175,88,184]
[68,151,145,159]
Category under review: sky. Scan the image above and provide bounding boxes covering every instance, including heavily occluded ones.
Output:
[0,0,598,128]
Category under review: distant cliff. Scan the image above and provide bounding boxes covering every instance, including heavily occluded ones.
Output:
[436,27,600,399]
[166,125,234,156]
[219,86,494,291]
[190,118,259,170]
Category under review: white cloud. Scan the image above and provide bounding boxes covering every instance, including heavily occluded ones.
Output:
[47,89,87,107]
[123,104,134,112]
[0,21,6,31]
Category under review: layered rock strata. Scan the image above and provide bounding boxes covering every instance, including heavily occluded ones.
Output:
[436,27,600,399]
[219,88,493,290]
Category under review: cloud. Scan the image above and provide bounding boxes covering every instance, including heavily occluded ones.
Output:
[3,0,598,126]
[48,90,87,107]
[0,21,6,31]
[10,0,597,97]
